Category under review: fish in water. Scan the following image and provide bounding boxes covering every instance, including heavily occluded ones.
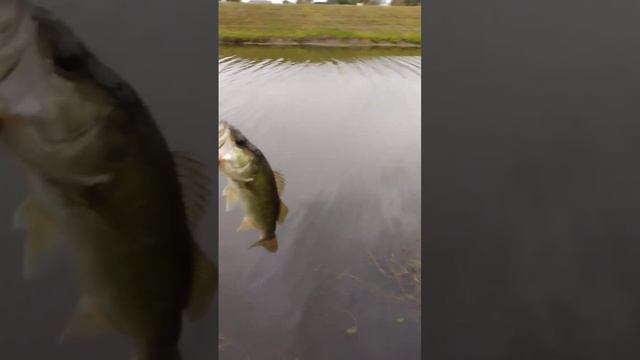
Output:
[0,3,216,360]
[218,120,288,253]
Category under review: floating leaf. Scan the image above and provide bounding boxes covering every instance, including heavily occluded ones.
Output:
[345,326,358,335]
[396,317,405,324]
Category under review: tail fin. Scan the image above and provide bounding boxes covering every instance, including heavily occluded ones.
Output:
[250,236,278,253]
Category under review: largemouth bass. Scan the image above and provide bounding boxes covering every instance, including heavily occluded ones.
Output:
[218,120,288,253]
[0,3,216,360]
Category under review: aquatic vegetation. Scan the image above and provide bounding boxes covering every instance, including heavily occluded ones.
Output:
[341,308,359,335]
[367,248,421,309]
[329,247,421,322]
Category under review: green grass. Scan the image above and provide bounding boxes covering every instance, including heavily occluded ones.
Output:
[219,3,421,46]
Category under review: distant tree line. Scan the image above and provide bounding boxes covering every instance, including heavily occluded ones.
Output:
[309,0,421,4]
[335,0,421,5]
[234,0,423,5]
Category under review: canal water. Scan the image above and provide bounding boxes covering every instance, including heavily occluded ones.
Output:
[219,46,421,360]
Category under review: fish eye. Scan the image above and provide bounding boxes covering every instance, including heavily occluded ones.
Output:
[234,137,247,147]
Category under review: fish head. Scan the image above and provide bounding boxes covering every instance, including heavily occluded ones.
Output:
[218,122,256,178]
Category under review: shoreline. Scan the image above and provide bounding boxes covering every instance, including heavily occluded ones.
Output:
[220,38,421,48]
[219,44,421,62]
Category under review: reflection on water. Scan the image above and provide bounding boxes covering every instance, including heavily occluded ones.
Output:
[219,47,421,360]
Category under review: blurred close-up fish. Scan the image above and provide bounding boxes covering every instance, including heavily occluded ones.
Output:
[0,2,216,359]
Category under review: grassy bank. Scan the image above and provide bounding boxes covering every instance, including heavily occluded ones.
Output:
[219,3,421,47]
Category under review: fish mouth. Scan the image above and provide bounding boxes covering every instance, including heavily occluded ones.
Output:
[0,1,34,79]
[218,120,230,149]
[218,120,233,169]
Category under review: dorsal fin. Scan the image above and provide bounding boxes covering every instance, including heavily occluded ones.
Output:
[273,170,286,196]
[278,201,289,225]
[173,152,211,231]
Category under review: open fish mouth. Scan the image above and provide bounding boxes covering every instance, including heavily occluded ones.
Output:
[218,120,235,168]
[218,120,230,149]
[0,1,35,80]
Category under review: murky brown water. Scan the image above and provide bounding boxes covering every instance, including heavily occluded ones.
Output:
[219,46,421,360]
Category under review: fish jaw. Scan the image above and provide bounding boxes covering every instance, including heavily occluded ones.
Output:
[0,6,52,118]
[0,0,35,79]
[217,135,234,169]
[218,120,230,149]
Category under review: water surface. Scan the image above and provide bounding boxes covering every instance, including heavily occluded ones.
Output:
[219,46,421,360]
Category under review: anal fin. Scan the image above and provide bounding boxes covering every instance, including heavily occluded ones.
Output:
[237,217,254,232]
[60,295,114,343]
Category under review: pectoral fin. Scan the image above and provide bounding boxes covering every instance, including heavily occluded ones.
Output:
[222,184,238,212]
[14,197,58,280]
[60,295,114,343]
[185,245,217,321]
